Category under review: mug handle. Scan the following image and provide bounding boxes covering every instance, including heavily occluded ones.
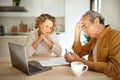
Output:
[81,65,88,74]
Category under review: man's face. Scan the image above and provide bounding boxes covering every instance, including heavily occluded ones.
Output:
[82,15,98,38]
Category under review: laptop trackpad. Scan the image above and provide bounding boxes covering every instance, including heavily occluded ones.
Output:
[28,61,52,73]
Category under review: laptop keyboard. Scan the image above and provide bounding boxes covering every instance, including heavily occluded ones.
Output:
[29,64,41,73]
[28,61,52,73]
[28,61,42,73]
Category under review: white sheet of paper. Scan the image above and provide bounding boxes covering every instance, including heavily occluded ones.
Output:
[39,57,69,67]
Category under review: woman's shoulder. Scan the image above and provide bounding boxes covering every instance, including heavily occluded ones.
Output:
[29,29,38,34]
[28,29,38,38]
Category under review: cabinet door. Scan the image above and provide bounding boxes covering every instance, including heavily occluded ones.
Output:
[42,0,65,17]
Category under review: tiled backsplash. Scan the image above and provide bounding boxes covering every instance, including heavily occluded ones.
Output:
[0,17,65,33]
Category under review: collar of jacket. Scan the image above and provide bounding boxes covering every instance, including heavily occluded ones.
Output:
[97,24,111,39]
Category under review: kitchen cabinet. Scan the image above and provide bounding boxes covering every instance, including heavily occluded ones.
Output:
[0,0,65,17]
[0,36,27,57]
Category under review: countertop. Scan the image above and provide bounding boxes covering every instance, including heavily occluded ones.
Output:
[0,35,27,57]
[0,32,28,36]
[0,57,110,80]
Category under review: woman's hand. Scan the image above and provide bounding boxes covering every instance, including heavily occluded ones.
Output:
[38,34,45,42]
[41,35,54,49]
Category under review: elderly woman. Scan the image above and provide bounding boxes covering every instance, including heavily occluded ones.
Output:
[26,14,62,57]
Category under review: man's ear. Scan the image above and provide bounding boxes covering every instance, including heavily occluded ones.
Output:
[94,17,100,24]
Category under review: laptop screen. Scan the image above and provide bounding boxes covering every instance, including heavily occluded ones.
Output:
[8,42,52,75]
[8,42,29,74]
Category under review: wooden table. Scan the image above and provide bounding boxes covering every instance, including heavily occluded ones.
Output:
[0,57,110,80]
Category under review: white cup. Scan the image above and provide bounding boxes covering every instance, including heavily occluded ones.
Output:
[71,61,88,77]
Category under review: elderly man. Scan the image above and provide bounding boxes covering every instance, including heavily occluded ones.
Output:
[64,10,120,80]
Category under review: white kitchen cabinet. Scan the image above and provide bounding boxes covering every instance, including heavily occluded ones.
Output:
[0,0,65,17]
[42,0,65,17]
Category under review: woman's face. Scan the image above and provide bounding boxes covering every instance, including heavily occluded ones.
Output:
[39,19,54,35]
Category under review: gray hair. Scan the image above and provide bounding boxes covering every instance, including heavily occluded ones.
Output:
[83,10,105,25]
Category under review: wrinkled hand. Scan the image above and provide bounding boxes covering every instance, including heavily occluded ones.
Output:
[75,18,86,33]
[64,52,80,62]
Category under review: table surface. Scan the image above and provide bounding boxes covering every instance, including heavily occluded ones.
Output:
[0,56,110,80]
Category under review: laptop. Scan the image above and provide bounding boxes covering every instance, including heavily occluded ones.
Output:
[8,42,52,76]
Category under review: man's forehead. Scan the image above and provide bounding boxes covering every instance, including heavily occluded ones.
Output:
[84,15,90,20]
[83,15,90,20]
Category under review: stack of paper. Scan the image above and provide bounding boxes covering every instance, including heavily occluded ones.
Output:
[39,57,69,67]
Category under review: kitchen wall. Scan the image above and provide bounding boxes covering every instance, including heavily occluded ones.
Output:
[101,0,120,30]
[60,0,90,52]
[0,17,64,33]
[0,0,65,33]
[0,0,90,56]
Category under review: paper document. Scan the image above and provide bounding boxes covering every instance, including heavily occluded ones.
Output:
[39,57,69,67]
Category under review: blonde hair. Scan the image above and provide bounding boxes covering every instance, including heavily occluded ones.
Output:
[35,14,56,33]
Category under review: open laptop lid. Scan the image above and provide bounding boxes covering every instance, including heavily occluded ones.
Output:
[8,42,29,75]
[8,42,52,75]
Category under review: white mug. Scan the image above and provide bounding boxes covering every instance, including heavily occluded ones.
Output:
[71,61,88,77]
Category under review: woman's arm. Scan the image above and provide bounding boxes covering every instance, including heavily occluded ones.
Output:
[48,34,62,56]
[25,31,36,57]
